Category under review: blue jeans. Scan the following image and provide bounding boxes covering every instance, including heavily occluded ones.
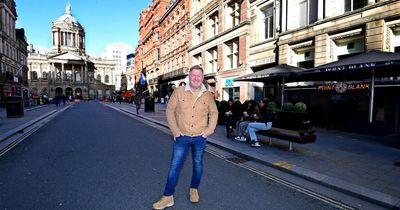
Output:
[163,135,207,196]
[246,122,272,142]
[236,121,250,137]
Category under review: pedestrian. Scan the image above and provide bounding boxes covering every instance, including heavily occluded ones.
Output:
[165,94,169,104]
[134,93,142,115]
[152,65,218,209]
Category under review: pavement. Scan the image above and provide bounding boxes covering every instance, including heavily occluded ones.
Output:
[1,101,400,209]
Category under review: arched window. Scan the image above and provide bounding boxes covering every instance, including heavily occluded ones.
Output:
[97,74,101,81]
[32,71,38,81]
[105,75,110,83]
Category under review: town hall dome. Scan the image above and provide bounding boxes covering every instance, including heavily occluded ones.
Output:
[53,3,82,28]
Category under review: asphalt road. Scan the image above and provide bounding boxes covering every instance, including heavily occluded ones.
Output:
[0,102,339,209]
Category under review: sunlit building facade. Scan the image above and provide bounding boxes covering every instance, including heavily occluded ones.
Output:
[28,3,115,100]
[0,0,29,101]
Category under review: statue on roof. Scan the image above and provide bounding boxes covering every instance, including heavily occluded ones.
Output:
[66,2,71,15]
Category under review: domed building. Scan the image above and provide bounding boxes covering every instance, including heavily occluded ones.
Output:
[28,3,115,101]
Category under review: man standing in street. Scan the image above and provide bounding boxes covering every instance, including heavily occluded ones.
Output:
[152,65,218,209]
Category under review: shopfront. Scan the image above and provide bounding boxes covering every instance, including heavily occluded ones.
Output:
[288,51,400,135]
[284,80,400,135]
[234,51,400,136]
[221,77,240,101]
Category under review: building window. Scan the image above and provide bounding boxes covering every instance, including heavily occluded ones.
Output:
[225,39,239,69]
[208,11,219,38]
[32,71,38,81]
[156,32,160,40]
[156,48,160,61]
[345,0,366,12]
[56,71,62,80]
[390,28,400,52]
[66,72,72,81]
[194,22,202,45]
[207,47,218,73]
[42,72,48,80]
[262,5,274,39]
[299,0,317,27]
[97,74,101,81]
[105,75,109,83]
[226,0,240,29]
[193,53,202,66]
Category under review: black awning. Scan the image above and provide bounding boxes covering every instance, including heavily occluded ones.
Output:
[234,64,305,82]
[297,51,400,81]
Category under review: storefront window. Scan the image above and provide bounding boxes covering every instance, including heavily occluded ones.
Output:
[223,87,240,101]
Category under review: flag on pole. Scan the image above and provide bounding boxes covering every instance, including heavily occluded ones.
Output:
[140,72,146,85]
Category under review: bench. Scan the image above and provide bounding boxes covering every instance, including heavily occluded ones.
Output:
[255,111,317,151]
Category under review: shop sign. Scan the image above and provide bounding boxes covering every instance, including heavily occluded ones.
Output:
[317,83,370,93]
[225,78,234,87]
[224,78,239,87]
[324,62,376,72]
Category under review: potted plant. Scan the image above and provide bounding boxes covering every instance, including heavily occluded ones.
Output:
[276,101,310,130]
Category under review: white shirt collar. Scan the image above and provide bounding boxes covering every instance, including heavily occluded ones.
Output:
[185,83,207,93]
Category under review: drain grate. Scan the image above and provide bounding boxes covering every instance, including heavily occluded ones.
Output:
[226,157,248,164]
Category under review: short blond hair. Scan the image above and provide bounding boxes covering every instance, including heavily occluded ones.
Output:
[189,65,204,73]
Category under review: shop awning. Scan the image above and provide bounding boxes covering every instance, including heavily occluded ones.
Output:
[297,51,400,81]
[234,64,305,82]
[296,50,400,124]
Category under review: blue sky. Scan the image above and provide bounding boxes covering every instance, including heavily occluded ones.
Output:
[15,0,152,56]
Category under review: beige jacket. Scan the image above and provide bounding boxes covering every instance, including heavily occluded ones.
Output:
[166,85,218,137]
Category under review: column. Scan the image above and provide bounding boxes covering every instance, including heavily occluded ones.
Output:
[81,65,84,83]
[64,32,67,46]
[85,64,88,83]
[366,20,385,51]
[103,68,106,83]
[51,63,55,81]
[39,63,43,81]
[72,65,75,82]
[62,63,65,81]
[314,34,331,66]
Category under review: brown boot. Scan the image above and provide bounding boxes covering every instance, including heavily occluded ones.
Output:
[152,195,174,209]
[190,188,199,203]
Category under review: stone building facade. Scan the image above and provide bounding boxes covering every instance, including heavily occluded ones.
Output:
[135,0,400,134]
[135,0,400,101]
[28,3,115,101]
[0,0,29,101]
[245,0,400,133]
[189,0,251,101]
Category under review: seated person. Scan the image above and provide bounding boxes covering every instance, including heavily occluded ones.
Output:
[224,99,241,138]
[234,100,259,141]
[246,100,275,147]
